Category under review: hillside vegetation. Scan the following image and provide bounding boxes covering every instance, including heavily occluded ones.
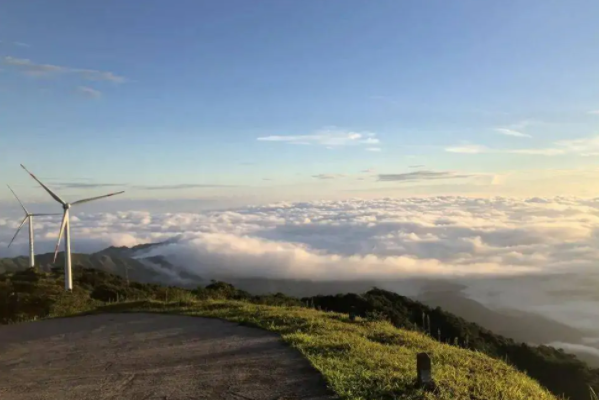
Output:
[0,251,181,284]
[109,300,557,400]
[0,265,596,399]
[307,292,599,400]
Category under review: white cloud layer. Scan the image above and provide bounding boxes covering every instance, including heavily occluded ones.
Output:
[3,196,599,278]
[3,197,599,333]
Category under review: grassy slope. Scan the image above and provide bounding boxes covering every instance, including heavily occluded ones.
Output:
[0,268,574,399]
[83,299,558,400]
[2,261,596,398]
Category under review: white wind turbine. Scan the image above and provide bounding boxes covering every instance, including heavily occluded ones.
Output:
[21,164,125,291]
[7,185,60,269]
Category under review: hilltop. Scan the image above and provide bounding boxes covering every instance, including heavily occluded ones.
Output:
[0,267,558,400]
[1,265,598,399]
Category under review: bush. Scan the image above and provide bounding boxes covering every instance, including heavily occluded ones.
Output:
[90,284,122,302]
[365,310,387,322]
[49,289,98,318]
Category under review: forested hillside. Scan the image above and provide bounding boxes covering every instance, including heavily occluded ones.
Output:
[307,291,599,400]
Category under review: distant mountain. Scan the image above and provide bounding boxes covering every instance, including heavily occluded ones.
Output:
[416,290,587,344]
[0,256,32,273]
[0,247,202,287]
[220,278,588,342]
[94,237,180,258]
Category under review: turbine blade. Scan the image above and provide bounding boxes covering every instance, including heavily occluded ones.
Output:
[53,211,68,263]
[7,216,28,248]
[72,191,125,206]
[7,185,28,214]
[20,164,66,205]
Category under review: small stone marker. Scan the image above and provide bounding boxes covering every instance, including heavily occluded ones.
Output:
[349,306,356,322]
[417,352,433,388]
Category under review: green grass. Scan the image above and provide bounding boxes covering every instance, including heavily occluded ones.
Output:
[79,299,559,400]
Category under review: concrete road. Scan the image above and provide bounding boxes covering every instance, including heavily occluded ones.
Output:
[0,313,334,400]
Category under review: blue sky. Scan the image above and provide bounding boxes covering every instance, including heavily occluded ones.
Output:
[2,0,599,209]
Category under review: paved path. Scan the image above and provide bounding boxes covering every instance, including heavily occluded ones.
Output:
[0,313,333,400]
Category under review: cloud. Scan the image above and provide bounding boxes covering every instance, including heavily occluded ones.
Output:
[366,147,382,152]
[4,56,63,75]
[446,135,599,157]
[362,138,380,144]
[546,342,599,359]
[555,136,599,155]
[445,144,488,154]
[588,110,599,115]
[314,170,470,182]
[369,95,401,106]
[3,56,126,83]
[0,41,30,48]
[77,86,102,98]
[378,171,472,182]
[257,127,381,149]
[508,136,599,157]
[135,184,238,190]
[144,233,534,281]
[508,148,566,156]
[312,174,347,180]
[495,128,532,138]
[409,165,425,168]
[53,182,126,189]
[507,120,539,130]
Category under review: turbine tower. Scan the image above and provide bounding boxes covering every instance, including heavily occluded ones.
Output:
[20,164,124,291]
[7,185,59,269]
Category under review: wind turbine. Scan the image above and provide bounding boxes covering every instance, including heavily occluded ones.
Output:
[20,164,125,291]
[7,185,59,269]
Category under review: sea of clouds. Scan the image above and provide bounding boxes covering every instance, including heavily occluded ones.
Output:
[2,196,599,353]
